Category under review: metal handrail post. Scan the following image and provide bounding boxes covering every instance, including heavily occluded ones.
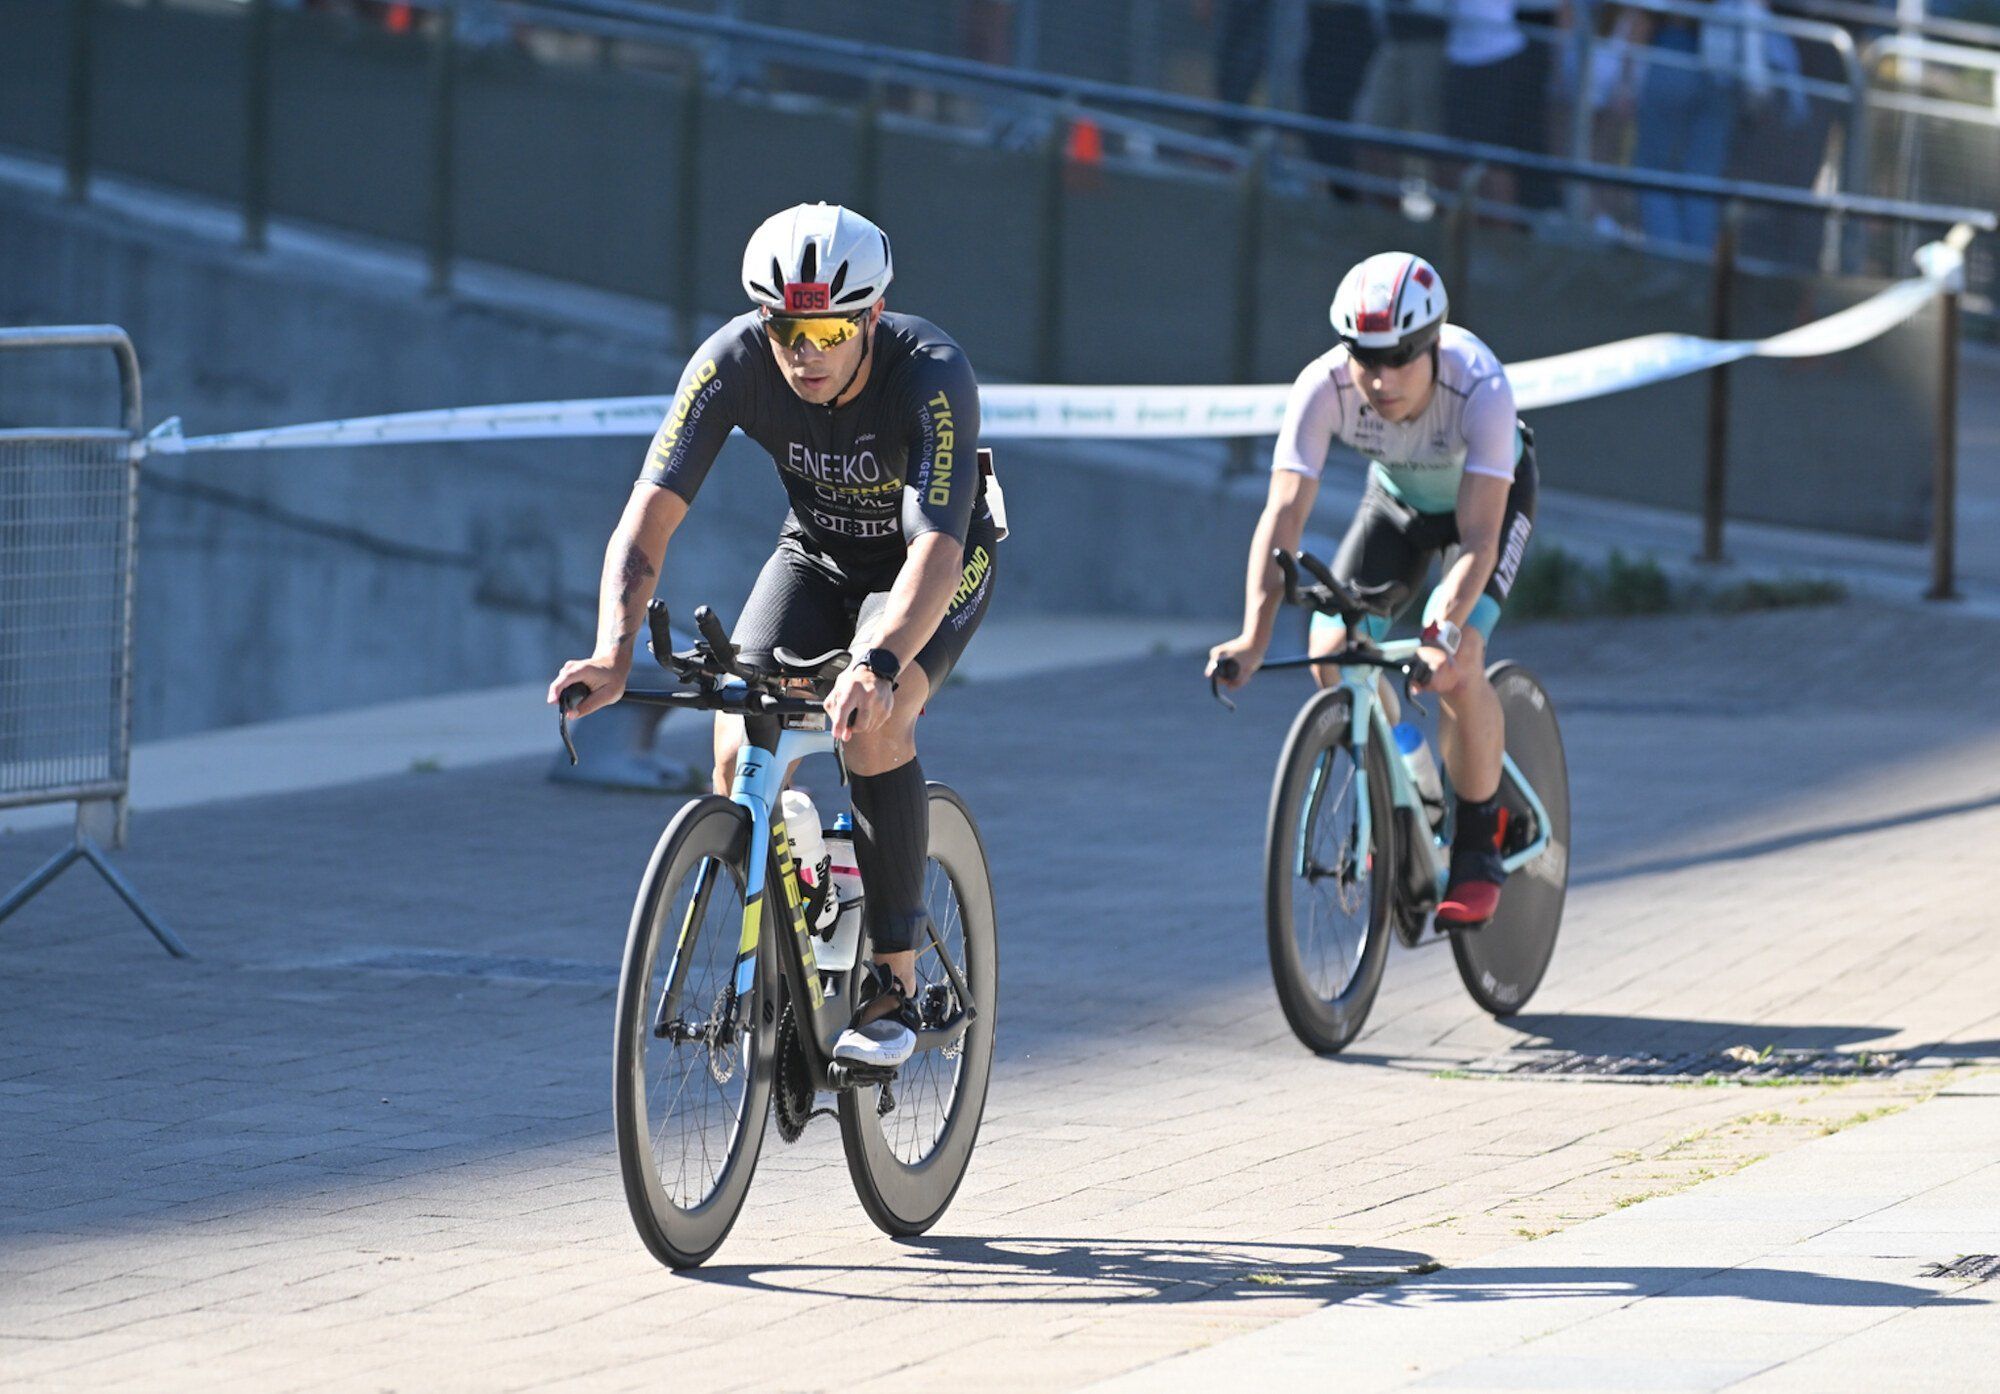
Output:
[1035,116,1064,381]
[855,74,883,216]
[676,69,703,349]
[426,0,459,295]
[1928,286,1960,599]
[243,0,273,251]
[1566,0,1596,224]
[1228,133,1271,476]
[65,0,94,202]
[1447,163,1484,326]
[1702,202,1741,564]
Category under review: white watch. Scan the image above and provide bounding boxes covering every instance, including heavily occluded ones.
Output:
[1422,618,1462,657]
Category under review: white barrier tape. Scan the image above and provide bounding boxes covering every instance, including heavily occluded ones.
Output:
[145,235,1966,457]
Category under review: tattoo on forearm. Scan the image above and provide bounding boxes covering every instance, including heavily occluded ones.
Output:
[616,543,656,603]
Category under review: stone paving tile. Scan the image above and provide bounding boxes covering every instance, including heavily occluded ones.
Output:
[2,604,1999,1389]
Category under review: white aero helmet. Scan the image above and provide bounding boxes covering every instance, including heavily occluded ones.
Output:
[741,202,894,316]
[1330,251,1448,364]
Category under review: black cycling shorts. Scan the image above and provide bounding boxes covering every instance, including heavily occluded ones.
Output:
[1325,425,1538,640]
[730,508,999,691]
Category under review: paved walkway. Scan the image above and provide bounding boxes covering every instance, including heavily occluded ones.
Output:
[2,600,1998,1390]
[1091,1074,2000,1392]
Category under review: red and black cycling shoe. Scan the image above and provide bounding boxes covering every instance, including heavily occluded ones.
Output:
[1438,849,1505,927]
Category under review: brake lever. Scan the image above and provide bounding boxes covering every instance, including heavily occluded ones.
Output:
[1209,657,1238,712]
[557,682,590,766]
[1401,660,1434,719]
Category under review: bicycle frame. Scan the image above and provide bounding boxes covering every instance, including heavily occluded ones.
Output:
[655,694,852,1089]
[1311,640,1555,905]
[653,681,978,1090]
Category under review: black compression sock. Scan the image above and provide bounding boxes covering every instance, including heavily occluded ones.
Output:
[848,758,930,957]
[1455,793,1502,854]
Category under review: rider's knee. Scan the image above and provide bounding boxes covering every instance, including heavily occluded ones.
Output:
[844,728,918,777]
[1444,628,1489,686]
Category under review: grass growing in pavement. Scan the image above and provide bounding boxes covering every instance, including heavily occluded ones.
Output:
[1507,544,1846,621]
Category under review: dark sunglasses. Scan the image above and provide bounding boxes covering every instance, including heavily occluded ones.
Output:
[1347,337,1431,371]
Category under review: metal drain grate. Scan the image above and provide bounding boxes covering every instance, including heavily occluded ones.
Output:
[1923,1255,2000,1282]
[1464,1046,1903,1084]
[328,949,619,985]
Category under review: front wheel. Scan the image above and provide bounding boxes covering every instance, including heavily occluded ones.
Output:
[613,796,775,1269]
[1266,687,1395,1055]
[1451,661,1570,1017]
[840,784,998,1237]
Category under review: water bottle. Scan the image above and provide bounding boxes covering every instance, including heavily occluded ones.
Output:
[1392,723,1447,832]
[779,791,838,936]
[817,811,865,972]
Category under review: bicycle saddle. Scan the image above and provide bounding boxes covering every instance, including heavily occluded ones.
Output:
[771,647,852,682]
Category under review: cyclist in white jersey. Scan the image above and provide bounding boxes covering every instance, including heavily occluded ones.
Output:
[1207,251,1537,926]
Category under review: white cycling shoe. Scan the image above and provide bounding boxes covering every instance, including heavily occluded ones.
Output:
[832,967,918,1069]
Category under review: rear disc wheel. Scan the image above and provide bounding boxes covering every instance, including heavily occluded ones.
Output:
[1451,661,1570,1017]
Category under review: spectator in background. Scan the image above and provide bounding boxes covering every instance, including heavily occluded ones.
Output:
[1444,0,1560,209]
[1214,0,1278,109]
[1300,0,1384,193]
[1550,0,1650,227]
[1629,0,1784,250]
[1354,0,1450,180]
[1740,0,1827,261]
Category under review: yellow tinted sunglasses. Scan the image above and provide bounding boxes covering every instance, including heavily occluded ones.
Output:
[763,313,862,352]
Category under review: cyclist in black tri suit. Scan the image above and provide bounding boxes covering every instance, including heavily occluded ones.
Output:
[550,203,1000,1069]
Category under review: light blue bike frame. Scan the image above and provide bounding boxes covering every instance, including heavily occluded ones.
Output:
[662,683,838,1029]
[1303,638,1553,902]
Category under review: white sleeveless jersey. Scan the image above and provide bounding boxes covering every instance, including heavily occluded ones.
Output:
[1273,323,1519,515]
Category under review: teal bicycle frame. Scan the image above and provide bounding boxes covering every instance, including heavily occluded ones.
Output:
[1304,637,1555,906]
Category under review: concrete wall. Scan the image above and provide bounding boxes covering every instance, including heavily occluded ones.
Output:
[0,182,1267,739]
[0,145,1948,740]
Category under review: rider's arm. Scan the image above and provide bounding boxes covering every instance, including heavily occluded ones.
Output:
[1433,374,1519,630]
[1241,361,1340,648]
[592,483,687,663]
[1240,469,1320,649]
[1435,472,1511,628]
[863,348,981,668]
[858,531,966,669]
[550,330,746,713]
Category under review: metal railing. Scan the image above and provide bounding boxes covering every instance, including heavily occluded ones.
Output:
[1784,0,2000,53]
[1859,34,2000,287]
[22,0,1992,583]
[0,326,185,958]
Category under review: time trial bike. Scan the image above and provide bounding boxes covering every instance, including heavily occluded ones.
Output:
[1215,549,1570,1055]
[560,599,998,1268]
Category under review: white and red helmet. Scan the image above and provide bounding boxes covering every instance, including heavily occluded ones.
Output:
[1330,251,1448,359]
[741,202,894,316]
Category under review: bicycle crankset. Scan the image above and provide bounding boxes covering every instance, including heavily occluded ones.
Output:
[773,1001,828,1143]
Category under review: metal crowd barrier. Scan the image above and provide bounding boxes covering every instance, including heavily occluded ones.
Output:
[0,326,185,957]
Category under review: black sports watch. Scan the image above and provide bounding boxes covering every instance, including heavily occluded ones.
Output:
[856,647,902,684]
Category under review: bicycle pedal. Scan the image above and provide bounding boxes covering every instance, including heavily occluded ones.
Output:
[825,1060,899,1090]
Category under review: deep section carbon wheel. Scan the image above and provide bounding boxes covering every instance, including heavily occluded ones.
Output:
[1266,687,1395,1055]
[613,797,775,1269]
[839,784,997,1237]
